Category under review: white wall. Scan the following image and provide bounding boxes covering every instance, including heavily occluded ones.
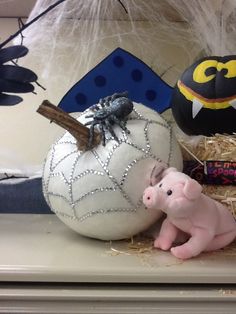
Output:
[0,18,63,170]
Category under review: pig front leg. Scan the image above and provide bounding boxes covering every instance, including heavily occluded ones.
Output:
[171,227,214,259]
[154,218,179,251]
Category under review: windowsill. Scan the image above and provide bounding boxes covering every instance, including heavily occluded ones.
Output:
[0,214,235,284]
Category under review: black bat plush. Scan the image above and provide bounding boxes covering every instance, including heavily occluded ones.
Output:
[0,45,37,106]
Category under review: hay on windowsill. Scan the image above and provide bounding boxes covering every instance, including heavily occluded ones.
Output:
[178,133,236,218]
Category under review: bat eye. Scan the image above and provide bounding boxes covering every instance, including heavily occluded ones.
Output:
[218,60,236,78]
[167,189,172,196]
[193,60,217,83]
[159,183,162,187]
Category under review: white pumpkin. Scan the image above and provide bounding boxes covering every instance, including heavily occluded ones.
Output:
[42,103,182,240]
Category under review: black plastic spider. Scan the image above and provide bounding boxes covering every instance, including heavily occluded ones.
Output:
[84,92,134,147]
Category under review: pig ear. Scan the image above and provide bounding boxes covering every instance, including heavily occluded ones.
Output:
[150,162,168,186]
[161,167,178,178]
[183,179,202,200]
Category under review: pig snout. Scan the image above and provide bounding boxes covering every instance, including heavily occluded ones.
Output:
[143,186,157,208]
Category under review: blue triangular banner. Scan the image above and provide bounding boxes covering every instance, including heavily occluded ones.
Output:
[59,48,173,113]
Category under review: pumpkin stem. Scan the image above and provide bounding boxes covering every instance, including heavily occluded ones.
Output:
[37,100,101,150]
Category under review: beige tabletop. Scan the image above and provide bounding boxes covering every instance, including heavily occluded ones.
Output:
[0,214,235,284]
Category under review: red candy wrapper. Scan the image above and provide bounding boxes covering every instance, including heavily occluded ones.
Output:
[183,160,236,185]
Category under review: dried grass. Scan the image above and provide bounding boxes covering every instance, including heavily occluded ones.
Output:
[179,133,236,218]
[179,133,236,162]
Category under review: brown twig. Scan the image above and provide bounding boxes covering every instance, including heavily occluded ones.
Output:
[37,100,101,150]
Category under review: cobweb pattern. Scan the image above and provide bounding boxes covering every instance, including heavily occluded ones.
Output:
[42,103,181,238]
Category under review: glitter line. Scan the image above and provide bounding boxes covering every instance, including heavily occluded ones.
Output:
[73,187,116,204]
[55,207,137,222]
[168,125,173,166]
[69,153,81,213]
[54,139,78,146]
[92,150,135,207]
[50,149,79,172]
[144,121,151,152]
[48,192,71,205]
[103,122,162,168]
[72,169,105,182]
[50,172,70,185]
[120,155,162,188]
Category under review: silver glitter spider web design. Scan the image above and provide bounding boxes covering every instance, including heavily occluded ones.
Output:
[43,104,173,222]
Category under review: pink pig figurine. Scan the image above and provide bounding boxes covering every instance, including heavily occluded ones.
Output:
[143,167,236,259]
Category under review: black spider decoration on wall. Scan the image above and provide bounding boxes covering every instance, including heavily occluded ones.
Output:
[0,0,67,106]
[0,45,37,106]
[84,92,134,147]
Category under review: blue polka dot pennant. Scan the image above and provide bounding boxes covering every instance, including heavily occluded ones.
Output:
[58,48,173,113]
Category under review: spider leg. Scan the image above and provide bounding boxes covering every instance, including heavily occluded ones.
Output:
[98,122,106,146]
[121,91,129,98]
[84,118,95,126]
[105,99,111,107]
[99,95,111,108]
[110,114,130,133]
[87,123,95,148]
[90,104,100,111]
[99,98,106,108]
[105,119,119,142]
[111,91,128,102]
[110,93,118,102]
[101,97,110,108]
[87,121,99,148]
[84,113,95,120]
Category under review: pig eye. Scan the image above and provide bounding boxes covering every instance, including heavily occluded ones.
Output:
[159,183,162,187]
[167,189,172,196]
